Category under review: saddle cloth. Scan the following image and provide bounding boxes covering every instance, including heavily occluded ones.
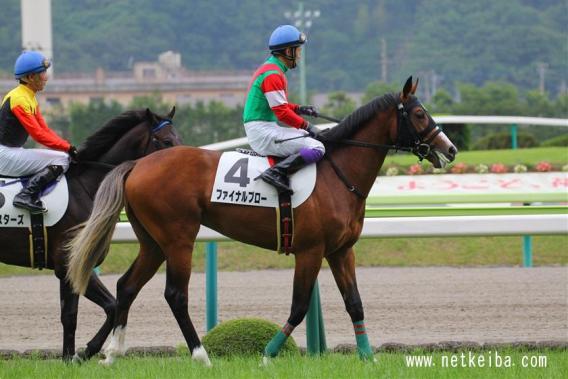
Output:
[0,176,69,227]
[211,151,316,208]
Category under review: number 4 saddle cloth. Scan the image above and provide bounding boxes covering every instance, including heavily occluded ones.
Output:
[211,151,317,254]
[211,151,316,208]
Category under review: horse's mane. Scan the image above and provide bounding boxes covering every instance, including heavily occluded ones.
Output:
[321,93,399,143]
[77,110,148,161]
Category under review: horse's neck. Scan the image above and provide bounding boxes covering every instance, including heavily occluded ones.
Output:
[327,112,393,198]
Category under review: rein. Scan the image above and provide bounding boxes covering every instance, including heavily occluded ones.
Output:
[324,99,442,198]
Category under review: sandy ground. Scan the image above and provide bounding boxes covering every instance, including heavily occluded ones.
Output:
[0,266,566,352]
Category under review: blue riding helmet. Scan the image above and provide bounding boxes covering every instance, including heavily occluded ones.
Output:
[14,51,51,79]
[268,25,307,51]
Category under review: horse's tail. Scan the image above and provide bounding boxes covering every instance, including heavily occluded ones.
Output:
[66,160,136,295]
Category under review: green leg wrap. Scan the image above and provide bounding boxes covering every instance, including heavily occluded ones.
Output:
[264,330,288,358]
[353,321,374,360]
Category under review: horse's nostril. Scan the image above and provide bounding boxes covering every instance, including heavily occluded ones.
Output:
[449,146,458,156]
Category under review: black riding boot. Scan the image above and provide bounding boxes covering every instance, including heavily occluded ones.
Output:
[258,153,308,194]
[13,165,64,214]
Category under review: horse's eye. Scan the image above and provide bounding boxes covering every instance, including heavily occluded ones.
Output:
[415,111,426,119]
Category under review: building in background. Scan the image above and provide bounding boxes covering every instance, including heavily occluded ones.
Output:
[0,51,250,109]
[2,0,250,109]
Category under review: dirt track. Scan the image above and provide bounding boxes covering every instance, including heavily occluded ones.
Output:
[0,266,566,352]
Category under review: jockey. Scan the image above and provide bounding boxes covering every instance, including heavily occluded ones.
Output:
[0,51,77,214]
[243,25,325,194]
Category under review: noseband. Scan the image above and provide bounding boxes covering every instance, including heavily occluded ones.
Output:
[396,99,442,161]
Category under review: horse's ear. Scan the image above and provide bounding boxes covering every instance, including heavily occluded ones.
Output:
[168,106,176,119]
[145,108,158,124]
[411,77,419,94]
[402,76,413,100]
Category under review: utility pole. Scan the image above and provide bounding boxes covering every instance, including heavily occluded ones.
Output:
[537,62,548,94]
[284,3,320,104]
[380,38,387,82]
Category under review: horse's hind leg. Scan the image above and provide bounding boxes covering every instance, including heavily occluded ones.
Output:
[57,277,79,361]
[326,247,375,361]
[163,241,211,367]
[264,250,323,360]
[75,273,116,361]
[101,241,164,366]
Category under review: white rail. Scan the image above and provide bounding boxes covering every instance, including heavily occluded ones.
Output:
[112,214,567,243]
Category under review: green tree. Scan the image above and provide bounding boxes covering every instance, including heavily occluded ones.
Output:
[362,81,399,104]
[320,91,356,120]
[68,99,124,145]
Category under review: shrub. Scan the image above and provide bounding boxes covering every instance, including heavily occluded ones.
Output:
[441,123,471,151]
[202,318,299,357]
[490,163,508,173]
[535,161,553,172]
[407,164,423,175]
[541,134,568,147]
[472,131,539,150]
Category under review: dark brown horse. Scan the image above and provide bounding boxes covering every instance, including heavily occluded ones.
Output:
[0,107,181,361]
[67,77,457,366]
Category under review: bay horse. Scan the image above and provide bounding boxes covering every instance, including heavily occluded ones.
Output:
[0,107,181,361]
[67,77,457,366]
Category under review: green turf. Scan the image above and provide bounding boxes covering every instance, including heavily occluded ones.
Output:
[0,350,565,379]
[2,235,564,277]
[384,146,568,167]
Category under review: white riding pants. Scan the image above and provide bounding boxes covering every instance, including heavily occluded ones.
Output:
[244,121,325,157]
[0,145,70,176]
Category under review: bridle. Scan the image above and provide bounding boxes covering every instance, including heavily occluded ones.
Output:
[325,97,443,199]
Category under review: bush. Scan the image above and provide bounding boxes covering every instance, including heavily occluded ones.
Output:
[441,123,471,151]
[541,134,568,147]
[472,131,539,150]
[202,318,300,357]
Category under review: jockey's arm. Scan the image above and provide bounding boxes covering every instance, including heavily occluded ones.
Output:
[12,103,71,151]
[262,74,307,129]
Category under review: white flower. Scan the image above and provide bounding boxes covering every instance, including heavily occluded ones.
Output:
[386,167,399,176]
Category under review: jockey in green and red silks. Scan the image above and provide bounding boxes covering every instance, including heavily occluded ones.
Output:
[243,25,325,195]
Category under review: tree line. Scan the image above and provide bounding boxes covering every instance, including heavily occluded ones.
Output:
[46,81,567,151]
[1,0,565,96]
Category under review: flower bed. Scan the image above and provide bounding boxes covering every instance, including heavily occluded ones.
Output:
[380,161,568,176]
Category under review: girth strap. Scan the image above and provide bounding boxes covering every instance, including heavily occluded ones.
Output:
[29,213,47,269]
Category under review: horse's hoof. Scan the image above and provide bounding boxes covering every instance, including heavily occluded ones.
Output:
[192,346,212,367]
[260,356,271,367]
[71,353,84,364]
[98,356,114,366]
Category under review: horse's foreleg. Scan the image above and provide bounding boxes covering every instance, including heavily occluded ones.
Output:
[76,273,116,361]
[163,244,211,367]
[326,247,375,361]
[101,245,164,366]
[59,278,79,361]
[264,251,323,359]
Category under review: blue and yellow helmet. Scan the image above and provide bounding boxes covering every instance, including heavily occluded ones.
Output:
[14,51,51,79]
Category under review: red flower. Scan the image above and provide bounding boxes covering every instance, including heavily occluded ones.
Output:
[450,162,468,174]
[407,164,423,175]
[535,161,552,172]
[490,163,508,173]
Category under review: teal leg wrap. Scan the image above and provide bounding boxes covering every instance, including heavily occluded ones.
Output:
[354,321,374,360]
[264,330,288,358]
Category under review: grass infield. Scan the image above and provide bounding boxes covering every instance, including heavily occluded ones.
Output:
[0,350,566,379]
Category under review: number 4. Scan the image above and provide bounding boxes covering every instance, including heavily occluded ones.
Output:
[224,158,250,188]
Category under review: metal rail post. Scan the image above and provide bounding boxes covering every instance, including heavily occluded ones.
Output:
[206,242,218,330]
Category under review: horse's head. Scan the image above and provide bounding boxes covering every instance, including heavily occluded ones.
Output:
[76,106,183,165]
[143,106,183,153]
[393,77,457,168]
